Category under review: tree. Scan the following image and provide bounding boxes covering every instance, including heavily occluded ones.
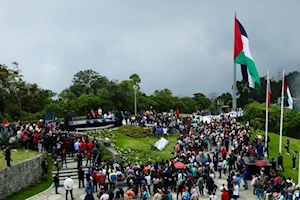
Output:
[11,61,19,69]
[217,92,232,107]
[129,73,141,86]
[70,70,109,96]
[193,93,211,110]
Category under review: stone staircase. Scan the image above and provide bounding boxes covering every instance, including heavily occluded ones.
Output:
[52,157,89,180]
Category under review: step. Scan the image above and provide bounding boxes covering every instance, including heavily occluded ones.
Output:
[52,159,76,164]
[53,172,78,178]
[53,171,78,177]
[52,167,89,174]
[54,175,78,180]
[53,156,76,160]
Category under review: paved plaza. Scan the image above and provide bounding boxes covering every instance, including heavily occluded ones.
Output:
[27,156,257,200]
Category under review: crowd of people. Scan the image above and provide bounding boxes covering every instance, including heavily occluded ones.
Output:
[1,107,300,200]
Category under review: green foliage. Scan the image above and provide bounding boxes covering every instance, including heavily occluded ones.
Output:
[7,155,54,200]
[117,126,151,138]
[0,126,13,147]
[99,147,112,162]
[237,71,300,109]
[0,63,55,121]
[243,102,300,138]
[0,64,214,121]
[113,130,177,165]
[193,93,212,110]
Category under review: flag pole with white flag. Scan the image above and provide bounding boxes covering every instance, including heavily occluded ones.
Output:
[279,69,284,154]
[265,70,270,156]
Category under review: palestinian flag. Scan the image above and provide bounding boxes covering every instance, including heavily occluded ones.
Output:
[234,17,261,93]
[283,76,294,110]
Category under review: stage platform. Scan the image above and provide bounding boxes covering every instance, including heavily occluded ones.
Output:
[67,118,116,131]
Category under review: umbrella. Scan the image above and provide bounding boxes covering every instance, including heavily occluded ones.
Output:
[255,159,267,167]
[174,162,185,169]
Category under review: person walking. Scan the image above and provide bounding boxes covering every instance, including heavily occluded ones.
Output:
[78,167,85,188]
[62,149,68,168]
[53,174,60,194]
[64,176,74,200]
[243,168,248,190]
[278,153,284,172]
[293,151,297,170]
[285,140,290,155]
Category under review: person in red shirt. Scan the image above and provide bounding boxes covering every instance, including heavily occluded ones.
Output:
[221,188,230,200]
[96,172,106,188]
[21,132,28,152]
[87,141,94,150]
[221,147,227,158]
[33,132,40,151]
[80,141,87,157]
[175,109,180,117]
[86,150,92,166]
[91,170,98,192]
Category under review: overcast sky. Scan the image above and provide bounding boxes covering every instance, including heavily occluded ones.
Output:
[0,1,299,97]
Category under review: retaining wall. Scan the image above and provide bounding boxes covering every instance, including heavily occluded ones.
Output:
[0,153,44,200]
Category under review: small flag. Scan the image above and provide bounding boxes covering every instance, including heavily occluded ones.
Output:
[283,76,294,110]
[267,75,271,108]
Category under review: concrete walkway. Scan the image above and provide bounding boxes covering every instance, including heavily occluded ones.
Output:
[28,160,257,200]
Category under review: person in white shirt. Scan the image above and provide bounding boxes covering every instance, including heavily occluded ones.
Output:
[208,192,218,199]
[163,127,168,138]
[232,182,239,199]
[17,130,22,139]
[100,191,109,200]
[145,173,152,195]
[64,176,74,200]
[98,107,102,117]
[220,183,227,192]
[74,140,80,153]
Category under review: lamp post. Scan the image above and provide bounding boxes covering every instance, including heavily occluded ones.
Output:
[133,85,138,117]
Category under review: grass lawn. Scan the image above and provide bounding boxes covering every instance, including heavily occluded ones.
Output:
[112,130,178,163]
[251,129,300,183]
[7,155,55,200]
[0,149,39,169]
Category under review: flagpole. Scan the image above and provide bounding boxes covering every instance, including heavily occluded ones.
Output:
[265,70,269,156]
[233,64,237,110]
[279,69,285,154]
[232,12,237,111]
[298,150,300,186]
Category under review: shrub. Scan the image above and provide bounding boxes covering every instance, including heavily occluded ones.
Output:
[117,126,151,138]
[243,102,300,138]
